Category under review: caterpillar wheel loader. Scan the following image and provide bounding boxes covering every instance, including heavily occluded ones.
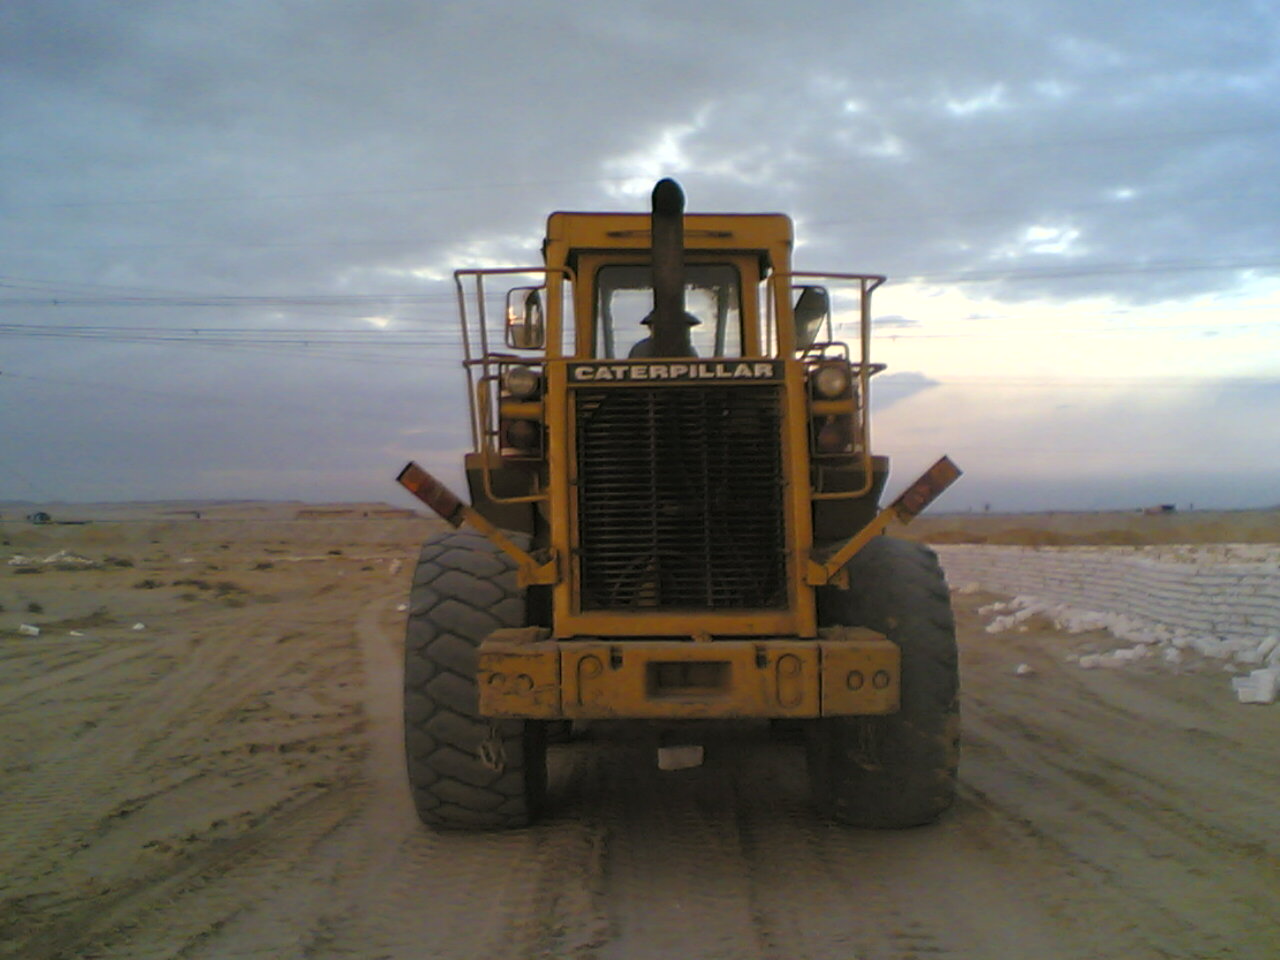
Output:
[397,179,961,829]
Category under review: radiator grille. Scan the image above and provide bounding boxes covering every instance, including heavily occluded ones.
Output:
[574,385,787,610]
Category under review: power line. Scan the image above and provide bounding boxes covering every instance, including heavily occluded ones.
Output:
[1,324,1274,380]
[0,321,462,366]
[6,245,1280,313]
[0,322,454,341]
[1,254,1276,319]
[0,292,456,308]
[7,237,467,252]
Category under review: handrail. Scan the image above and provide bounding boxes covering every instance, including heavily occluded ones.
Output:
[475,372,548,506]
[453,265,573,459]
[775,272,887,501]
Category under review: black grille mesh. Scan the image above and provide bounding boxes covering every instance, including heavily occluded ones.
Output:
[574,385,787,610]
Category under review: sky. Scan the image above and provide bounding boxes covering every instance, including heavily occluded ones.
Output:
[1,0,1278,512]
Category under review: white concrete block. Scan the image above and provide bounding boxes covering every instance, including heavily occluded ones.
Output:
[657,745,704,771]
[1231,669,1278,704]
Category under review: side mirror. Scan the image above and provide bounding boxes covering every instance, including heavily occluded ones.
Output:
[793,285,830,351]
[505,287,545,350]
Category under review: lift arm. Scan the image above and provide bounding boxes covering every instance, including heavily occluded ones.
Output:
[807,456,962,587]
[396,461,557,587]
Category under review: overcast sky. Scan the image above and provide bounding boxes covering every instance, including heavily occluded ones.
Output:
[2,0,1278,512]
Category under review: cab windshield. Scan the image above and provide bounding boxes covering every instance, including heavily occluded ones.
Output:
[593,263,743,358]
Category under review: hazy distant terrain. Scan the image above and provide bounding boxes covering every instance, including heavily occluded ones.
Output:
[903,506,1280,545]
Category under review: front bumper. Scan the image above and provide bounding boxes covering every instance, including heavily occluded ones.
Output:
[477,627,899,720]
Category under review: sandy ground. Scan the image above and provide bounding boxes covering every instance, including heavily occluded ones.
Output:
[2,504,1279,960]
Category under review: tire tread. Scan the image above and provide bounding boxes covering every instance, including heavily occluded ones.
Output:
[403,530,545,829]
[809,536,960,828]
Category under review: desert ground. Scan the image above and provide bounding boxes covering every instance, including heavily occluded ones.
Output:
[2,502,1278,959]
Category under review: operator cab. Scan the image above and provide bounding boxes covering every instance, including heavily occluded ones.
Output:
[593,263,744,359]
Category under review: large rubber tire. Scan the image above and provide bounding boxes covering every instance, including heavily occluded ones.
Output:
[403,529,547,829]
[807,536,960,827]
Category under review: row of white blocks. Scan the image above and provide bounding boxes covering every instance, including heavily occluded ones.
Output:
[933,544,1280,643]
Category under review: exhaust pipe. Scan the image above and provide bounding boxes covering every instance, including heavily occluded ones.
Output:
[650,178,694,357]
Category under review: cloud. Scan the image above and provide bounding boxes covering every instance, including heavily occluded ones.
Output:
[944,84,1010,117]
[871,315,920,330]
[1,1,1277,506]
[875,373,1280,511]
[871,371,942,412]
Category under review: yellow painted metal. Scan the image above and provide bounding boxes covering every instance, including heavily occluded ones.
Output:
[477,377,548,507]
[453,266,567,509]
[544,359,576,627]
[761,355,817,636]
[397,462,557,587]
[563,640,819,719]
[479,637,555,720]
[806,508,893,585]
[809,398,855,417]
[453,265,574,362]
[545,352,817,641]
[451,502,557,587]
[444,207,955,704]
[558,609,807,639]
[810,455,962,585]
[787,272,886,502]
[819,627,900,715]
[533,211,823,641]
[498,400,542,420]
[477,629,561,719]
[545,211,793,266]
[475,634,900,720]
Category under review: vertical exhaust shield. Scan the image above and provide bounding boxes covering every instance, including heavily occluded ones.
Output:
[650,178,693,357]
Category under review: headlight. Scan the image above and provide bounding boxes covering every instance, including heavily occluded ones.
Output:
[502,419,542,452]
[811,363,851,399]
[815,417,852,453]
[502,365,541,400]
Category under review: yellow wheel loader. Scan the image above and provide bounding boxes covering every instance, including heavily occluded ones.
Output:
[398,179,961,829]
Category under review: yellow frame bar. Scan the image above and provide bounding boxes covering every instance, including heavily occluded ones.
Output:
[808,456,963,586]
[477,630,899,720]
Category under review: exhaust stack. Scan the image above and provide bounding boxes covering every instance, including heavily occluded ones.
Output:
[650,178,693,357]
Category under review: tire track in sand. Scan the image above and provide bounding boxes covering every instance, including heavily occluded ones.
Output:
[86,593,616,960]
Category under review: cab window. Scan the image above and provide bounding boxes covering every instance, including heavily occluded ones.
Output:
[593,263,743,359]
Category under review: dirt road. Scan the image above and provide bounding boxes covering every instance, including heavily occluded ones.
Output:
[3,516,1278,959]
